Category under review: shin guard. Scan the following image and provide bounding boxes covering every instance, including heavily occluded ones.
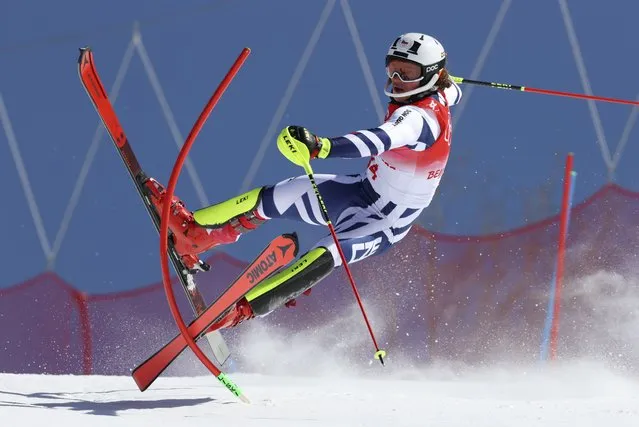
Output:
[246,247,334,316]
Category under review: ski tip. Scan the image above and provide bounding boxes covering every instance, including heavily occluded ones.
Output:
[77,46,92,64]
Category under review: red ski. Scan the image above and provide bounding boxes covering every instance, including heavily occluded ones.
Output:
[78,46,284,402]
[77,46,234,364]
[132,233,298,392]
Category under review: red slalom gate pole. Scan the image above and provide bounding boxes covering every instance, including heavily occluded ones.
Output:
[550,153,575,360]
[159,48,250,394]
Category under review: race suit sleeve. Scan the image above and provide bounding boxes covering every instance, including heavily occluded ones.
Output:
[326,105,441,158]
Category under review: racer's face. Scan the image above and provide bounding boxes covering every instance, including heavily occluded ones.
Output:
[386,59,422,101]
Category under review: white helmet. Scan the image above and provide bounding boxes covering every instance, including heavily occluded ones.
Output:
[384,33,447,99]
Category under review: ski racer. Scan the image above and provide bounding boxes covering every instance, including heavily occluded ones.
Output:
[147,33,462,330]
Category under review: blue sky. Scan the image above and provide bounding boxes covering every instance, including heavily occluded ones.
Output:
[2,0,638,292]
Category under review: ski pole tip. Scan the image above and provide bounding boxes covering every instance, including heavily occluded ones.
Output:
[374,349,387,365]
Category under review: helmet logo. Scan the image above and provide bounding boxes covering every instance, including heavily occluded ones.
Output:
[392,37,421,56]
[407,41,421,55]
[425,64,439,73]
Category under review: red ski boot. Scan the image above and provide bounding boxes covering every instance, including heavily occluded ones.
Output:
[207,298,254,332]
[143,177,265,272]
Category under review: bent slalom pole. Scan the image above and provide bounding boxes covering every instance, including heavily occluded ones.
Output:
[451,76,639,107]
[159,48,252,403]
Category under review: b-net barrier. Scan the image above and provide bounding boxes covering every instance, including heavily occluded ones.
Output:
[2,184,638,375]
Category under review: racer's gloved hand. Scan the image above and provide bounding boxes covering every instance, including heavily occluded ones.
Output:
[277,125,331,166]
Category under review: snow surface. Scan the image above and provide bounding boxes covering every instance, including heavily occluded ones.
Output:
[2,361,638,427]
[3,269,639,425]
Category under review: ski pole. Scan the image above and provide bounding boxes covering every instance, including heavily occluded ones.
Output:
[451,75,639,107]
[299,158,386,366]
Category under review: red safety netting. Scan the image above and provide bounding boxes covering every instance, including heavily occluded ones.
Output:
[2,184,638,375]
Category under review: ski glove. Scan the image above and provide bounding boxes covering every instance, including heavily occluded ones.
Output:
[277,126,331,167]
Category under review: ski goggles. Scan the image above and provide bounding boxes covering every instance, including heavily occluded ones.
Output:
[385,66,424,83]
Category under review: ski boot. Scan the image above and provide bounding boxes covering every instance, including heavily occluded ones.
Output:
[207,297,255,332]
[142,177,265,273]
